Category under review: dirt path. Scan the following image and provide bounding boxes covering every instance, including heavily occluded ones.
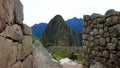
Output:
[61,63,82,68]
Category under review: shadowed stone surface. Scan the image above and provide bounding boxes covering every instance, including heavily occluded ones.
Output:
[22,24,32,35]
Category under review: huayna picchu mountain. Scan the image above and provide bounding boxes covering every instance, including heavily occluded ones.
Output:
[41,15,82,47]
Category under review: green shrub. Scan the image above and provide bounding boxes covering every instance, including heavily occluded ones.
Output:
[40,37,48,46]
[76,55,83,61]
[52,53,61,60]
[69,52,77,60]
[50,48,70,60]
[61,49,70,58]
[45,43,54,47]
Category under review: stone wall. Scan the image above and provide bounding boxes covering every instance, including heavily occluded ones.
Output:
[0,0,33,68]
[0,0,62,68]
[83,9,120,68]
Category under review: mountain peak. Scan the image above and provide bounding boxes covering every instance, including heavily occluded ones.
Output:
[54,15,62,18]
[52,15,64,21]
[41,15,82,47]
[49,15,66,25]
[73,17,78,19]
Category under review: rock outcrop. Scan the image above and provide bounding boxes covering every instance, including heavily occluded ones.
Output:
[83,9,120,68]
[0,0,62,68]
[33,40,63,68]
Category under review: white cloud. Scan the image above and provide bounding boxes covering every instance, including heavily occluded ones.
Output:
[20,0,120,26]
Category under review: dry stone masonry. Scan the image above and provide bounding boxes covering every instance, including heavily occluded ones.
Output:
[0,0,62,68]
[0,0,33,68]
[83,9,120,68]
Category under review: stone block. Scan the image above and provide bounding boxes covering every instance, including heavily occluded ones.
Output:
[91,50,96,56]
[105,9,119,17]
[3,24,23,42]
[0,18,6,32]
[97,24,104,29]
[117,51,120,57]
[106,38,110,43]
[109,24,120,36]
[100,38,106,46]
[104,26,108,32]
[96,52,102,57]
[83,15,91,21]
[90,62,106,68]
[0,0,14,25]
[83,34,89,40]
[23,55,33,68]
[91,13,104,20]
[0,37,17,68]
[10,61,23,68]
[109,53,118,62]
[99,29,104,35]
[106,16,120,26]
[102,50,109,58]
[104,32,110,38]
[107,43,116,51]
[90,28,99,36]
[111,38,118,44]
[22,24,32,35]
[83,22,88,27]
[118,41,120,50]
[22,36,33,57]
[14,0,23,25]
[15,42,25,61]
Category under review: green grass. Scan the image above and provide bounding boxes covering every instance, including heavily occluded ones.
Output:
[50,48,70,60]
[49,47,83,61]
[52,53,61,60]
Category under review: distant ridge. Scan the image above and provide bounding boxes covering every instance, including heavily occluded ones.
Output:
[66,17,83,32]
[31,23,47,38]
[31,17,83,38]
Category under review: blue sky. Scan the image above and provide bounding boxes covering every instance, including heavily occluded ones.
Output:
[20,0,120,26]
